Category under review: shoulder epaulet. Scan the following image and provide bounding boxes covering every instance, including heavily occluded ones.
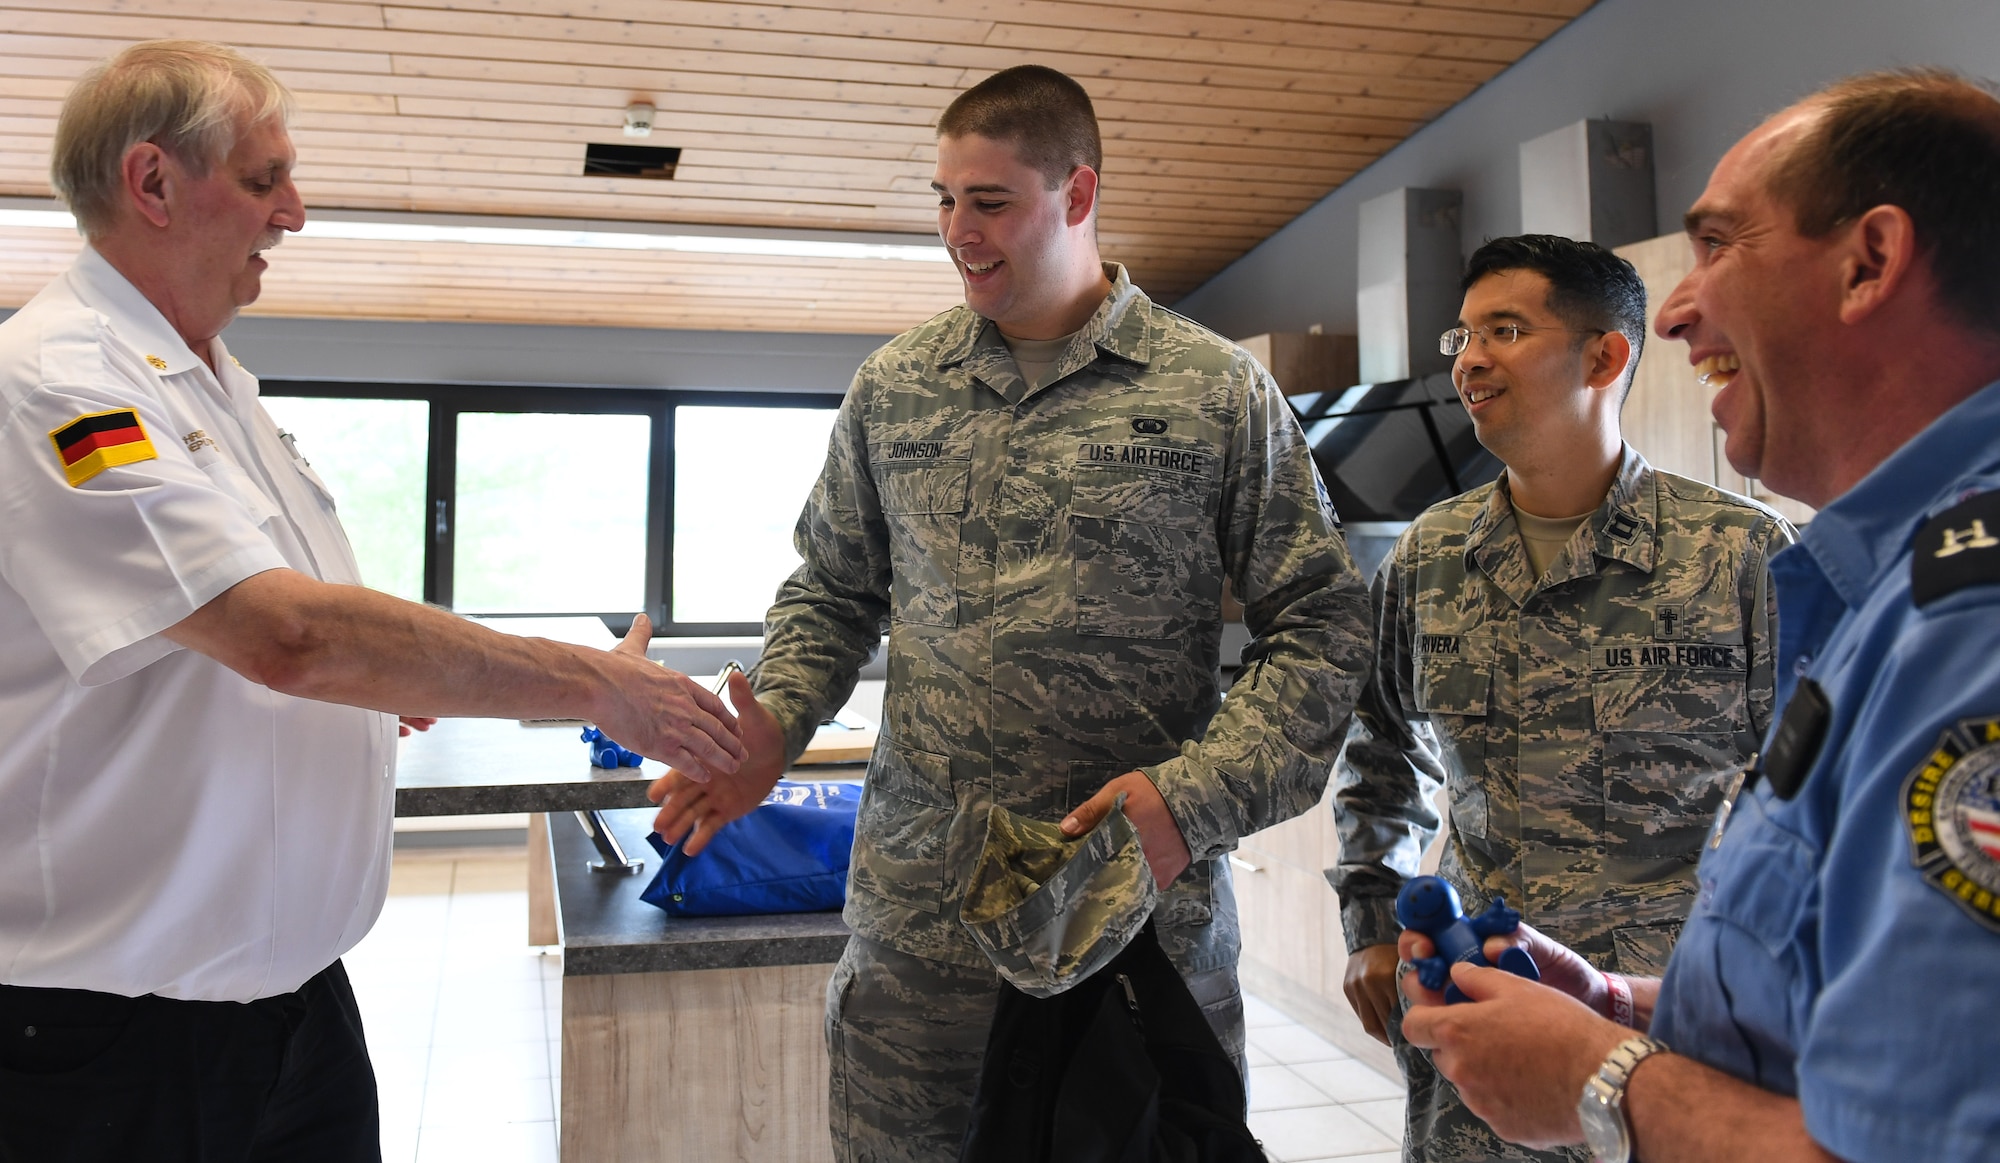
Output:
[1414,482,1493,525]
[1912,491,2000,607]
[39,325,112,389]
[1654,467,1787,518]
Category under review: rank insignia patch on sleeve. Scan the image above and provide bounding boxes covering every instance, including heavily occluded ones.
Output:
[1913,491,2000,606]
[48,407,157,486]
[1901,716,2000,933]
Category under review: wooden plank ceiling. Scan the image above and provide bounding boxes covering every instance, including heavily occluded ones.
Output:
[0,0,1594,335]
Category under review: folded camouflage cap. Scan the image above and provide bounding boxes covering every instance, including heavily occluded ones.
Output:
[958,794,1159,999]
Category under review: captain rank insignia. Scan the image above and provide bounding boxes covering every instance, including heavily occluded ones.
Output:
[1913,491,2000,607]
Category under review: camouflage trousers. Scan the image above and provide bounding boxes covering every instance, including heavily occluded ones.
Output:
[824,934,1248,1163]
[1388,1000,1586,1163]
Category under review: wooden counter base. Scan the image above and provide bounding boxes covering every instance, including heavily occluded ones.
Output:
[545,808,852,1162]
[561,962,837,1163]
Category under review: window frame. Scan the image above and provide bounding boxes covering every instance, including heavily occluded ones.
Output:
[261,380,844,636]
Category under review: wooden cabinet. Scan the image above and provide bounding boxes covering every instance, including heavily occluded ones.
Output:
[1237,331,1361,397]
[1612,234,1816,525]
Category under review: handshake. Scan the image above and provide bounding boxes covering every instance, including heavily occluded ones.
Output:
[585,613,755,784]
[584,615,794,854]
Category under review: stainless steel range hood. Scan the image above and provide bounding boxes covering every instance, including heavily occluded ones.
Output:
[1290,375,1499,525]
[1289,186,1497,551]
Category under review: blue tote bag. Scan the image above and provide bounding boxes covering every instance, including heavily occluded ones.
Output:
[640,780,860,917]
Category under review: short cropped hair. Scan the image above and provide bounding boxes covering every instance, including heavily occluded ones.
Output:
[1462,234,1649,388]
[937,65,1102,190]
[1766,69,2000,335]
[51,40,294,238]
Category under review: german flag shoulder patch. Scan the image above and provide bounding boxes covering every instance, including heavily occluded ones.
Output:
[49,407,157,486]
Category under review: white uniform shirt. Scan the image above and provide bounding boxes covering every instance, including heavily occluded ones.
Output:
[0,247,396,1002]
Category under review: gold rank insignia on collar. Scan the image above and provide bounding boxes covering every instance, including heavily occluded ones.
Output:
[145,354,168,371]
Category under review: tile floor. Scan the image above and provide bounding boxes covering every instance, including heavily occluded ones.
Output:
[1242,995,1406,1162]
[345,846,1405,1163]
[344,848,562,1163]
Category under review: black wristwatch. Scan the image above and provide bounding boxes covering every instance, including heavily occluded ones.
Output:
[1578,1034,1666,1163]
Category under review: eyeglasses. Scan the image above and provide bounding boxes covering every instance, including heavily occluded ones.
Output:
[1439,324,1603,356]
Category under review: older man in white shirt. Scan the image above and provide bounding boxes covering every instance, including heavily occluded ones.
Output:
[0,40,747,1161]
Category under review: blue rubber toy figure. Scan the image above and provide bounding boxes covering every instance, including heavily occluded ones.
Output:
[581,727,644,769]
[1395,875,1541,1004]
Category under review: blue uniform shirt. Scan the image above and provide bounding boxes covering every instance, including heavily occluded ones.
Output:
[1652,380,2000,1162]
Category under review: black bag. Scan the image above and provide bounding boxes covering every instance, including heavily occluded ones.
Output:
[958,921,1266,1163]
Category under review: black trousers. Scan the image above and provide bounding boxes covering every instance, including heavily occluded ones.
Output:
[0,960,380,1163]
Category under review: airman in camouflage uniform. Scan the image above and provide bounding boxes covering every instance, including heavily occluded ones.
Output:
[1329,237,1795,1162]
[753,260,1370,1161]
[643,64,1369,1161]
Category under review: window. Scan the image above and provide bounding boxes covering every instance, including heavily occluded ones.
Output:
[671,405,838,625]
[453,411,652,614]
[260,381,842,635]
[260,395,428,602]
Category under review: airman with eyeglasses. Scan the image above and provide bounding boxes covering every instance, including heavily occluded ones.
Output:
[1331,234,1794,1163]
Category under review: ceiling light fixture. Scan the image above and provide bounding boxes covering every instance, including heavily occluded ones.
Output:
[0,199,951,264]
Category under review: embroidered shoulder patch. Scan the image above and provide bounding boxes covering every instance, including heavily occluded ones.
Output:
[1912,491,2000,606]
[1901,715,2000,933]
[48,407,157,486]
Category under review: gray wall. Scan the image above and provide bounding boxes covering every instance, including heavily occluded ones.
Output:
[0,307,887,394]
[1173,0,2000,342]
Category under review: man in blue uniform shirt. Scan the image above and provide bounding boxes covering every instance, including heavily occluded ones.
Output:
[1390,69,2000,1163]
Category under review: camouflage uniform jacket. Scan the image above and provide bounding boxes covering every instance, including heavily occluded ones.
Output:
[751,265,1372,974]
[1331,447,1795,971]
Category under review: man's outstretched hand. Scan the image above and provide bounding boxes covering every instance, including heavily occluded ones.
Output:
[597,615,745,782]
[647,668,788,854]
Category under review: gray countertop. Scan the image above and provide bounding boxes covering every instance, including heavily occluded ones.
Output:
[550,805,852,976]
[393,716,661,816]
